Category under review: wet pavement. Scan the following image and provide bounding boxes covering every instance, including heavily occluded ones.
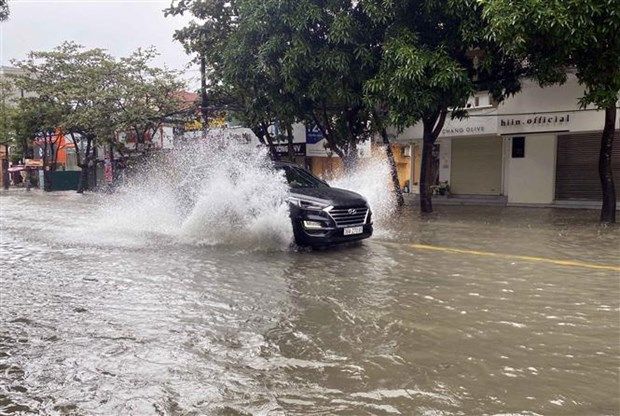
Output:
[1,190,619,415]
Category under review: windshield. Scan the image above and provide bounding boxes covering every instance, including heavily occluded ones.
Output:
[278,165,329,189]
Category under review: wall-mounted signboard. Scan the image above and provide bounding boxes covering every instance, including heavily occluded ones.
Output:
[498,113,572,135]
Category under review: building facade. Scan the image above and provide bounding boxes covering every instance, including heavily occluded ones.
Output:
[394,74,620,207]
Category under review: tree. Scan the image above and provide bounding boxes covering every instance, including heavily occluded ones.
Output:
[0,77,15,189]
[10,99,65,190]
[12,42,186,192]
[13,43,118,192]
[364,0,522,213]
[166,0,238,126]
[115,47,185,154]
[479,0,620,223]
[166,0,304,160]
[167,0,406,205]
[231,0,381,170]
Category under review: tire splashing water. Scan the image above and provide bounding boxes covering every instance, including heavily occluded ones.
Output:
[79,136,397,249]
[86,132,293,250]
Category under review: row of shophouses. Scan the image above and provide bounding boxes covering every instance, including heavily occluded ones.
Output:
[301,73,620,208]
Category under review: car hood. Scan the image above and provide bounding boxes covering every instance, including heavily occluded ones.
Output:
[290,187,368,207]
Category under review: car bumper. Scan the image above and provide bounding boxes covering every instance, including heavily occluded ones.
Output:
[291,209,373,246]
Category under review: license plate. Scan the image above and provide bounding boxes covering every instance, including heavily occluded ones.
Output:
[343,226,363,236]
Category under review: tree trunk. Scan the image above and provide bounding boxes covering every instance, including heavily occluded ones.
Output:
[77,161,88,194]
[91,158,97,189]
[380,128,405,207]
[109,143,115,183]
[2,144,8,190]
[419,136,434,213]
[264,133,280,161]
[599,105,616,223]
[51,137,60,171]
[42,137,52,191]
[77,136,93,194]
[286,124,295,162]
[419,110,447,213]
[21,136,29,160]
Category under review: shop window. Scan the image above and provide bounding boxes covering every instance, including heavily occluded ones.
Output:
[512,137,525,158]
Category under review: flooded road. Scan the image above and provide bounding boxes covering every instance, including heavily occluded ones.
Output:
[1,190,619,415]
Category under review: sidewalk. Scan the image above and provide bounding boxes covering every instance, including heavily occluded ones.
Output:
[404,193,616,210]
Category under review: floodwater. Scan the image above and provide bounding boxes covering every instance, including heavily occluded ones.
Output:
[1,189,619,415]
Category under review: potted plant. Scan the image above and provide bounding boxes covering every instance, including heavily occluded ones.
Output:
[430,181,450,196]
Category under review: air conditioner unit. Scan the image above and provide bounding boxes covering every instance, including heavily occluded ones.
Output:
[402,146,411,157]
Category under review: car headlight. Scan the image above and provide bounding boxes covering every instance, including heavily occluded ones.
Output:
[302,220,325,229]
[287,196,332,211]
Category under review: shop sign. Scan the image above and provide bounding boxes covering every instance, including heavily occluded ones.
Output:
[306,139,371,158]
[305,123,324,144]
[306,140,334,157]
[304,123,371,158]
[25,159,44,168]
[185,119,202,131]
[305,123,331,157]
[498,113,571,134]
[437,113,495,138]
[274,143,306,156]
[441,126,486,135]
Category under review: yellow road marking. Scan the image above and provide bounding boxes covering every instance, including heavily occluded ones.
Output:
[403,243,620,272]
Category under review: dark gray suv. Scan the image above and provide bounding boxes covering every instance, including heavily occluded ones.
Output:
[275,162,373,246]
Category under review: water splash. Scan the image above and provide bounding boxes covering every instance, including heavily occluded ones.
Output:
[88,132,293,250]
[329,151,398,223]
[75,134,396,249]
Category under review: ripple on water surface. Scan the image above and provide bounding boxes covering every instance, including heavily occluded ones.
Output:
[1,158,619,415]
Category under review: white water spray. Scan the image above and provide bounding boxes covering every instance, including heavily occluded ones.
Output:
[79,135,396,249]
[88,133,292,250]
[329,150,398,223]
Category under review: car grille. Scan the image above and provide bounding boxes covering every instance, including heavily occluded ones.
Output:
[328,206,369,228]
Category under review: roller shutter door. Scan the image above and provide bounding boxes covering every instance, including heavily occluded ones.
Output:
[555,131,620,200]
[451,137,503,195]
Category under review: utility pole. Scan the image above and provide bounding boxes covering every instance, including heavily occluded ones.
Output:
[199,51,208,128]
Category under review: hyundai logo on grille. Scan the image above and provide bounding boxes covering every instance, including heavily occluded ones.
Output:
[347,208,357,215]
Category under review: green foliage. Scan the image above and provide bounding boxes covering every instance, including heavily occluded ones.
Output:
[0,77,16,145]
[364,0,523,131]
[14,43,123,143]
[11,42,186,157]
[479,0,620,109]
[115,47,186,148]
[168,0,387,161]
[168,0,523,163]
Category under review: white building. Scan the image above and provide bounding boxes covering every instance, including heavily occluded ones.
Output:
[395,74,620,208]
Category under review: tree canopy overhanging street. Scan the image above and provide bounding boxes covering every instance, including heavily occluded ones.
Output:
[163,0,618,222]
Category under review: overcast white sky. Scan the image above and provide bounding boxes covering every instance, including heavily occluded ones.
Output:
[1,0,199,87]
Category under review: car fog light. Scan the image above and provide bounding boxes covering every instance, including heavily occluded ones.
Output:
[303,220,324,230]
